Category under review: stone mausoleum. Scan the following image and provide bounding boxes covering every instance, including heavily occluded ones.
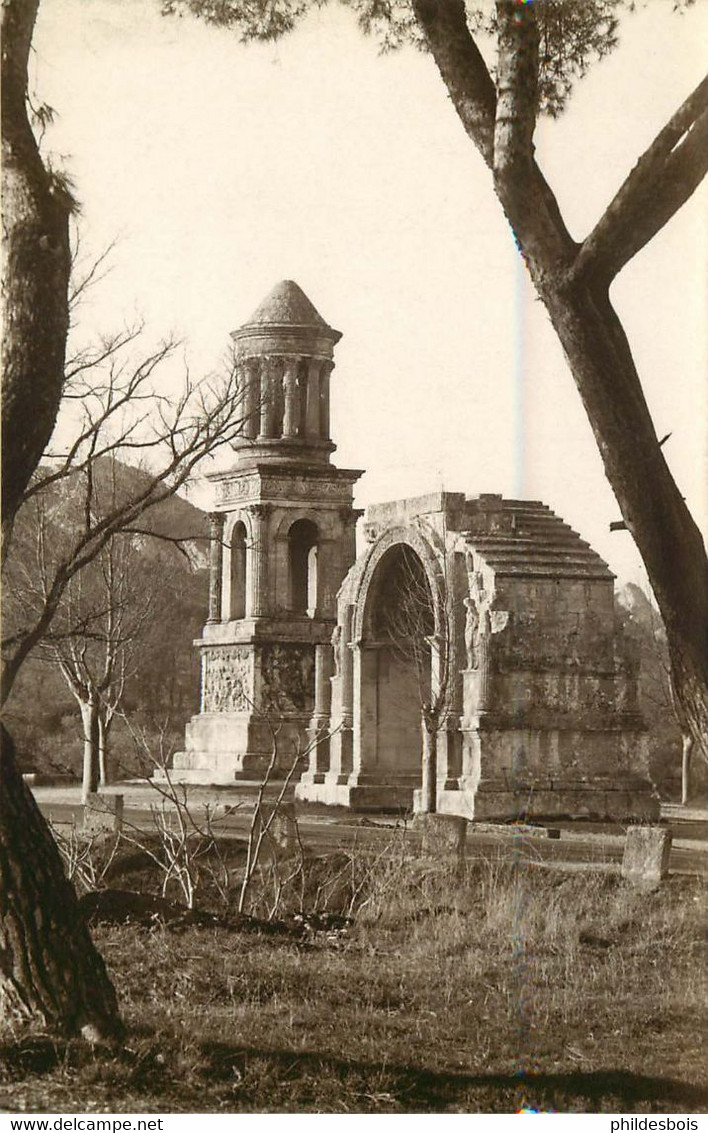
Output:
[172,280,658,822]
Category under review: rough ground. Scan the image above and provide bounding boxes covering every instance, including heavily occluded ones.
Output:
[1,837,706,1115]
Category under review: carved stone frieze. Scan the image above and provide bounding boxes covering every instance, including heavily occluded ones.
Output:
[260,476,351,502]
[201,646,252,713]
[216,477,258,504]
[260,644,315,714]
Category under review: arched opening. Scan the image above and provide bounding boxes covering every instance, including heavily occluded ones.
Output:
[361,544,435,774]
[230,522,247,619]
[288,519,318,616]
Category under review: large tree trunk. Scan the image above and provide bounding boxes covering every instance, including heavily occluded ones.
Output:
[534,278,708,757]
[1,1,121,1042]
[0,726,123,1041]
[411,0,708,761]
[1,0,71,554]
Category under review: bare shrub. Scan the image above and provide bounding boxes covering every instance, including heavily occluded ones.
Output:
[49,818,121,894]
[119,718,241,911]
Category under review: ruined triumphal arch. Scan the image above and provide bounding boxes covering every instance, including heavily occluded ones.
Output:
[171,280,658,821]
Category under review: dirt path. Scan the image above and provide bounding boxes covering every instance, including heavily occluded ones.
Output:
[32,782,708,876]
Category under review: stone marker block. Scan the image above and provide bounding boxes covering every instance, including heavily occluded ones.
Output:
[256,802,299,854]
[413,813,467,860]
[621,824,672,890]
[83,793,124,836]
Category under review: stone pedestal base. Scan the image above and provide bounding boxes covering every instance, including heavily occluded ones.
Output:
[295,771,418,812]
[166,711,311,784]
[436,775,659,823]
[438,723,659,823]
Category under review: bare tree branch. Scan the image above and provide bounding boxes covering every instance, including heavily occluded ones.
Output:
[412,0,575,271]
[411,0,497,167]
[573,74,708,284]
[2,330,247,705]
[493,0,539,188]
[68,235,117,310]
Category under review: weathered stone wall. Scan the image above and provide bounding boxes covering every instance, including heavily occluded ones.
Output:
[298,492,656,819]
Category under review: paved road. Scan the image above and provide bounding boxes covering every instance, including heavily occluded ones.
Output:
[34,784,708,877]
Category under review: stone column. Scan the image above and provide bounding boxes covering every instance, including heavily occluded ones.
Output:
[308,643,333,779]
[340,629,354,723]
[242,358,259,440]
[282,358,300,438]
[246,504,270,618]
[336,607,355,779]
[259,360,277,438]
[338,506,363,588]
[305,358,321,438]
[319,360,333,440]
[314,642,333,718]
[314,538,336,618]
[207,512,225,623]
[352,643,378,777]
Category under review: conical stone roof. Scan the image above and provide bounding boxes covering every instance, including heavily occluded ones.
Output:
[243,280,338,335]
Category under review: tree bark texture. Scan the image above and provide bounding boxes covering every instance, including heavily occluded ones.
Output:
[80,697,100,803]
[1,0,72,550]
[412,0,708,758]
[420,723,437,814]
[0,726,123,1040]
[98,712,110,788]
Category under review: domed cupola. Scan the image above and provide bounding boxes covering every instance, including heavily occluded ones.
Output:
[232,279,341,464]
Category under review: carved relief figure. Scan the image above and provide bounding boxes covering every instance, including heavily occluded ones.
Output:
[331,623,342,676]
[463,598,479,669]
[201,647,251,712]
[261,644,315,713]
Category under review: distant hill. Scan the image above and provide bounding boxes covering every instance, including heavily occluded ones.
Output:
[3,457,210,778]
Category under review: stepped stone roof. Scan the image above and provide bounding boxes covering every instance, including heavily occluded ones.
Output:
[460,497,613,580]
[240,280,340,339]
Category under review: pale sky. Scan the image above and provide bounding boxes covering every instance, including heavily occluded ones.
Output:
[33,0,708,587]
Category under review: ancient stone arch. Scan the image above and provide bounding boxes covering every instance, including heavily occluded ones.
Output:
[297,490,657,819]
[350,525,446,645]
[173,282,656,822]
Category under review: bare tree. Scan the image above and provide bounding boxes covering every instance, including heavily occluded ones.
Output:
[49,531,156,800]
[1,327,248,708]
[6,436,194,797]
[0,329,245,1034]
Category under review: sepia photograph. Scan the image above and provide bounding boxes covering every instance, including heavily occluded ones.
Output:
[1,0,707,1118]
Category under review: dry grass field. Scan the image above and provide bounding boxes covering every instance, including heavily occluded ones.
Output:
[1,835,706,1114]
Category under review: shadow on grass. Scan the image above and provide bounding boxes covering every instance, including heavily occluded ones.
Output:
[2,1035,706,1113]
